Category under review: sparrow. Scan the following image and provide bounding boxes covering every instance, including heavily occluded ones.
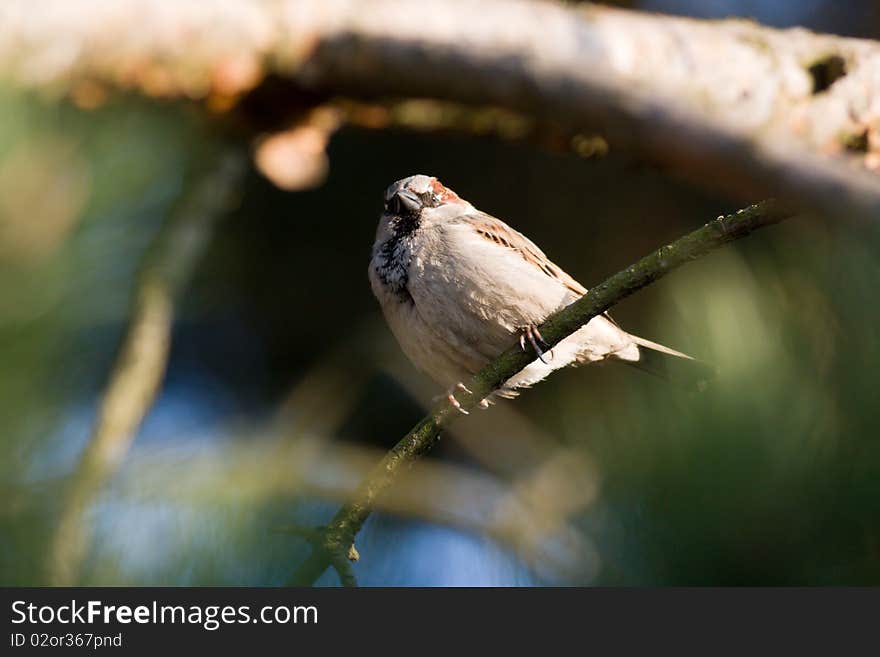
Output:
[369,174,702,411]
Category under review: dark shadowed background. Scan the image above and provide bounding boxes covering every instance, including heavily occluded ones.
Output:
[2,0,879,586]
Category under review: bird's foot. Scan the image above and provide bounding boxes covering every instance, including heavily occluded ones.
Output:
[446,382,473,414]
[518,324,553,363]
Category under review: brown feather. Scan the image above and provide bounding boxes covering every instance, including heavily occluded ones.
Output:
[461,212,587,296]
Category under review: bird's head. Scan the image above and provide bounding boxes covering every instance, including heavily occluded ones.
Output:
[380,175,469,235]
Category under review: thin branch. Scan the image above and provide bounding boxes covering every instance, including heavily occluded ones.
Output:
[3,1,880,219]
[288,199,796,586]
[45,151,245,586]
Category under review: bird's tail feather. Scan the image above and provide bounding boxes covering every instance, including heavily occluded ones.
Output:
[625,335,714,391]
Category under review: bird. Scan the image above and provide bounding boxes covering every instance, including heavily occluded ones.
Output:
[368,174,705,412]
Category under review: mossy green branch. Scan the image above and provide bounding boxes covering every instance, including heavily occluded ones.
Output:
[289,199,795,587]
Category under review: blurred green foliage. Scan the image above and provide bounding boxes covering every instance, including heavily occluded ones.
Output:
[1,1,880,586]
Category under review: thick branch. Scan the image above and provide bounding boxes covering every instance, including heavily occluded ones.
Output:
[289,199,795,586]
[3,1,880,220]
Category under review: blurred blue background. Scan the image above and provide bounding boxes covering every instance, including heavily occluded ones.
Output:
[2,0,879,586]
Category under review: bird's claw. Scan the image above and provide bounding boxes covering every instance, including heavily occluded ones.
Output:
[447,382,473,414]
[532,325,550,350]
[519,325,553,363]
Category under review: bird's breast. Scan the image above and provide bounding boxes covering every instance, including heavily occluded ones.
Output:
[372,232,415,304]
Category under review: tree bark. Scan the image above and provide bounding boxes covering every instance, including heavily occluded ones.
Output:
[2,1,880,220]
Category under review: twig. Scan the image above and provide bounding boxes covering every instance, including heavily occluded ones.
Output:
[45,150,245,586]
[288,199,796,586]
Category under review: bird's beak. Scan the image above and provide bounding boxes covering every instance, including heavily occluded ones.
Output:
[396,189,422,213]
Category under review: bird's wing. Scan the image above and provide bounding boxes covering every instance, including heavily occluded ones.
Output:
[458,211,587,296]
